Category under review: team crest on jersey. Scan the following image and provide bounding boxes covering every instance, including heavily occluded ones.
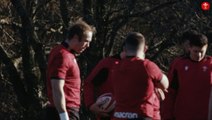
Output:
[184,65,189,71]
[202,66,207,72]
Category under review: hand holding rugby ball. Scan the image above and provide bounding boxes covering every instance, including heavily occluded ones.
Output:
[95,93,116,113]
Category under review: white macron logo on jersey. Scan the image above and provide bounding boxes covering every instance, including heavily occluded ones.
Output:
[114,112,138,119]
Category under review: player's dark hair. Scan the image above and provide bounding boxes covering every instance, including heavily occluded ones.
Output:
[125,32,145,51]
[180,30,198,45]
[189,33,208,47]
[67,19,95,41]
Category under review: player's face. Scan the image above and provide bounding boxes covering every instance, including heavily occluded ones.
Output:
[189,45,207,61]
[71,31,93,53]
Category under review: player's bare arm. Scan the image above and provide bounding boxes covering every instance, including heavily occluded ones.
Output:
[156,74,169,92]
[51,79,69,120]
[51,79,66,113]
[155,88,165,101]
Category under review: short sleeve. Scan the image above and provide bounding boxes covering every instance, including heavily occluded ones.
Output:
[145,61,163,82]
[50,54,70,80]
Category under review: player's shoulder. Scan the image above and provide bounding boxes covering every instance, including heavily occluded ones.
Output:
[95,56,120,68]
[50,45,62,57]
[205,56,212,60]
[171,56,188,66]
[174,56,187,62]
[205,56,212,63]
[144,59,153,64]
[143,59,162,76]
[51,45,68,53]
[53,45,74,60]
[101,54,121,63]
[143,59,159,69]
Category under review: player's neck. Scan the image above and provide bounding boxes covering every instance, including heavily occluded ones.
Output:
[137,52,145,60]
[63,40,78,56]
[125,52,145,60]
[64,39,72,51]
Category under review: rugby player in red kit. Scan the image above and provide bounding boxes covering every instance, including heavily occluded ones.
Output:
[111,32,169,120]
[46,20,95,120]
[163,33,212,120]
[84,48,164,120]
[84,52,125,120]
[161,30,198,119]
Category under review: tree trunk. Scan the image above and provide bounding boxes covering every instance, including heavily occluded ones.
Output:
[0,45,29,108]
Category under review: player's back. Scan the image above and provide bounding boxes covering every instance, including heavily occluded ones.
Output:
[112,57,160,118]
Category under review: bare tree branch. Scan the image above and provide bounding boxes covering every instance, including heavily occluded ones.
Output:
[59,0,70,38]
[104,18,129,57]
[10,0,46,110]
[0,45,29,108]
[10,0,47,87]
[0,19,22,28]
[104,0,138,57]
[83,0,95,25]
[150,29,177,60]
[108,1,179,24]
[32,0,52,19]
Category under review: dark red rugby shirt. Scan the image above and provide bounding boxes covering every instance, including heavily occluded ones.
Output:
[47,44,81,108]
[112,57,163,119]
[163,56,212,120]
[84,55,121,107]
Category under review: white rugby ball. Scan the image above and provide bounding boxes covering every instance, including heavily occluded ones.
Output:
[95,93,116,112]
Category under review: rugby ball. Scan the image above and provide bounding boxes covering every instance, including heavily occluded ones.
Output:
[95,93,116,112]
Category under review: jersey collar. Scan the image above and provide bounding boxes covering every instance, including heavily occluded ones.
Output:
[61,41,77,55]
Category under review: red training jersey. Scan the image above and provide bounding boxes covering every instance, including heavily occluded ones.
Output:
[153,92,161,120]
[84,55,121,107]
[163,56,212,120]
[112,57,163,120]
[47,44,81,108]
[161,57,182,120]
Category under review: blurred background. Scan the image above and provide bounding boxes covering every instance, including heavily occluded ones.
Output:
[0,0,211,119]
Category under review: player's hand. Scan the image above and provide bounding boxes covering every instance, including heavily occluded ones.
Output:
[89,103,110,117]
[155,88,165,101]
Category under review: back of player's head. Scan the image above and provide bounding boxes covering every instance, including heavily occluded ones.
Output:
[67,19,95,41]
[125,32,145,52]
[180,30,198,45]
[189,33,208,47]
